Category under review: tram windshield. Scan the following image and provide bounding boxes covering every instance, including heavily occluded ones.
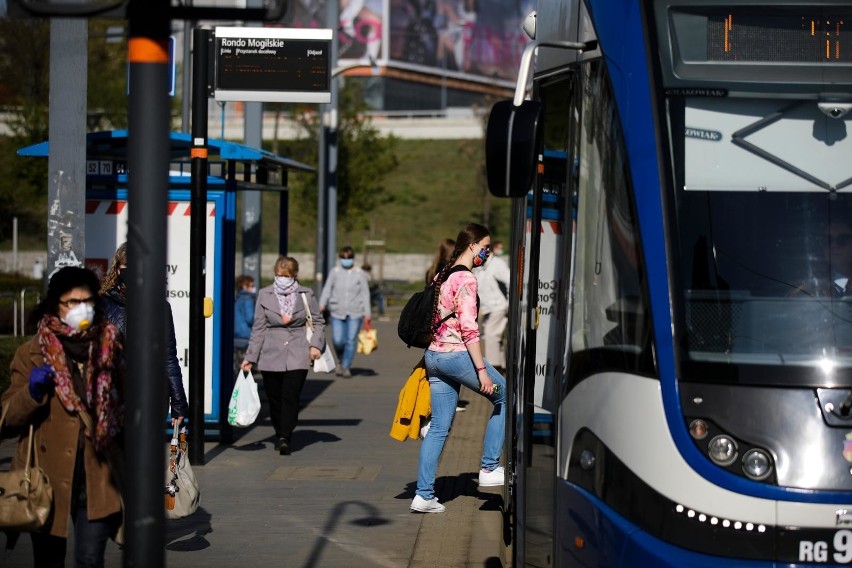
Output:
[672,97,852,384]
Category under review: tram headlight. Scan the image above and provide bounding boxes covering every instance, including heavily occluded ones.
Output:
[707,435,738,466]
[689,419,708,440]
[742,448,773,480]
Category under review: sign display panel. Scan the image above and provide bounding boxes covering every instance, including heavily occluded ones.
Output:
[214,27,332,103]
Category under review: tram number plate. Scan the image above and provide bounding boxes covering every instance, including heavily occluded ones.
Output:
[798,530,852,563]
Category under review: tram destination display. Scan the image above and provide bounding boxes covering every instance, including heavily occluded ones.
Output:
[669,5,852,64]
[214,27,332,103]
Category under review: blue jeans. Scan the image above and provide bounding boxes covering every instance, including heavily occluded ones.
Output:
[331,315,363,370]
[30,502,119,568]
[416,350,506,501]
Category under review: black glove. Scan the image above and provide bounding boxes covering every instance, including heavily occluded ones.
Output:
[28,364,54,401]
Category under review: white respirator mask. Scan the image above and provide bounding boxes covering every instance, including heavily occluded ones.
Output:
[64,302,94,332]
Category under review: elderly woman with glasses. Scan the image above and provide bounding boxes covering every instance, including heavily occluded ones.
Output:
[2,266,124,567]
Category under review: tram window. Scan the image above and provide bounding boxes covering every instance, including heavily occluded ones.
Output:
[567,62,655,387]
[678,193,852,366]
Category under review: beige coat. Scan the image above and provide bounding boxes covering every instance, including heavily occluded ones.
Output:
[244,285,327,372]
[1,337,122,538]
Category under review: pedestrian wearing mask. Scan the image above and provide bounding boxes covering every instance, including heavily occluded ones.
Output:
[233,274,257,371]
[99,242,188,428]
[241,256,326,454]
[2,266,124,567]
[319,246,372,377]
[411,223,507,513]
[473,239,510,374]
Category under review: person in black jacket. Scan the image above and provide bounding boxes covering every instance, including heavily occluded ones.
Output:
[99,242,188,426]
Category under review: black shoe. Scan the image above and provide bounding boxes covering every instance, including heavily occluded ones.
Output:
[278,437,291,455]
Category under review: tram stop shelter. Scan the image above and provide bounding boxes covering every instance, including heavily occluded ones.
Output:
[18,130,315,436]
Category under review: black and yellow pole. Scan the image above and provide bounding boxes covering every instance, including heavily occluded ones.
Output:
[126,1,170,566]
[189,26,211,465]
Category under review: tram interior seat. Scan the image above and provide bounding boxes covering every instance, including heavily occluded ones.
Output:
[686,290,852,361]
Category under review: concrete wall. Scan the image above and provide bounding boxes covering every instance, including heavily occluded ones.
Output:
[0,250,433,283]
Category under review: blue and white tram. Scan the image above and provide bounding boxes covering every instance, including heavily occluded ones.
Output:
[486,0,852,566]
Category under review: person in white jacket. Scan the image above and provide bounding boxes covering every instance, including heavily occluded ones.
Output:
[473,240,510,373]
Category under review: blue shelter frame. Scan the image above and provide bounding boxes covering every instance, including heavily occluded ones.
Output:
[19,130,315,435]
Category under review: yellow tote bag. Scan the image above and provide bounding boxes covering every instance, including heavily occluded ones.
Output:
[357,323,378,355]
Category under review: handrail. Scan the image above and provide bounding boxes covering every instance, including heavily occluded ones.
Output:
[20,286,41,337]
[512,40,595,107]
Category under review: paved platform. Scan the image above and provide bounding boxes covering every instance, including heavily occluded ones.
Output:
[1,319,508,567]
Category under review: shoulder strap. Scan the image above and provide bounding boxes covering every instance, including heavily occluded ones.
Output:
[300,293,312,327]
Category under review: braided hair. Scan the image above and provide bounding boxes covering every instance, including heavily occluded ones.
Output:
[99,242,128,295]
[430,223,490,330]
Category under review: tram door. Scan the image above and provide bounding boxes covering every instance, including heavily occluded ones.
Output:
[516,75,577,568]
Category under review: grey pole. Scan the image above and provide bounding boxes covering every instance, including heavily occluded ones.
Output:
[126,0,171,565]
[242,0,264,286]
[181,19,193,133]
[46,19,87,280]
[326,0,340,277]
[242,103,262,286]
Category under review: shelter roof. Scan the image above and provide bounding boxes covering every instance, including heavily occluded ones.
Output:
[17,130,315,173]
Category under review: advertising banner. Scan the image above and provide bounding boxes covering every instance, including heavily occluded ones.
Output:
[287,0,385,62]
[85,191,221,420]
[388,0,534,82]
[284,0,533,85]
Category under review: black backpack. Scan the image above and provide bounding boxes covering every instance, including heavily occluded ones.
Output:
[398,265,468,348]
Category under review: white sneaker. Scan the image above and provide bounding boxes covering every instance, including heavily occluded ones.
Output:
[478,466,505,487]
[410,495,446,513]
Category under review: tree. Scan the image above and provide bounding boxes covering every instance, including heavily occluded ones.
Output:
[0,19,128,245]
[284,79,399,244]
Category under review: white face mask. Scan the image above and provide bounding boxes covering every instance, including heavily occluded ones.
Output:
[64,302,94,332]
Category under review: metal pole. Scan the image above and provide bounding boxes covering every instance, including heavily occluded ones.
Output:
[46,18,86,280]
[126,1,170,565]
[316,108,327,295]
[181,20,193,132]
[189,26,210,466]
[243,101,262,287]
[279,169,289,255]
[326,0,340,277]
[12,216,17,274]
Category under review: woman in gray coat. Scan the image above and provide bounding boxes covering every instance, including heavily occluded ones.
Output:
[240,256,326,455]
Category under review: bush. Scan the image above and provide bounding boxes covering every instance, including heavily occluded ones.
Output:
[0,335,30,396]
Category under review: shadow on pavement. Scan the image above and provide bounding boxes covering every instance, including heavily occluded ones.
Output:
[396,475,505,508]
[165,507,212,552]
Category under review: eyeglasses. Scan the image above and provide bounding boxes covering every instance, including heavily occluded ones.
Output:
[58,297,95,308]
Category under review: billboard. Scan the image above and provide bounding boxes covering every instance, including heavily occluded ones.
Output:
[284,0,533,85]
[388,0,534,82]
[287,0,385,61]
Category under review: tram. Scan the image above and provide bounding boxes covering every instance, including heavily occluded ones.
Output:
[485,0,852,565]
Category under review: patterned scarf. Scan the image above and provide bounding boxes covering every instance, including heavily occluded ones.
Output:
[273,276,299,324]
[38,314,123,453]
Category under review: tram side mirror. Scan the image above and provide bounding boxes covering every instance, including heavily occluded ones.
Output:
[485,99,542,198]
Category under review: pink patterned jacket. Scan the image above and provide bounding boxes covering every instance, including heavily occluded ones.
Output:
[429,269,480,352]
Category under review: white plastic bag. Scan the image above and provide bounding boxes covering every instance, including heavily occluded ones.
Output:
[227,370,261,427]
[311,345,337,374]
